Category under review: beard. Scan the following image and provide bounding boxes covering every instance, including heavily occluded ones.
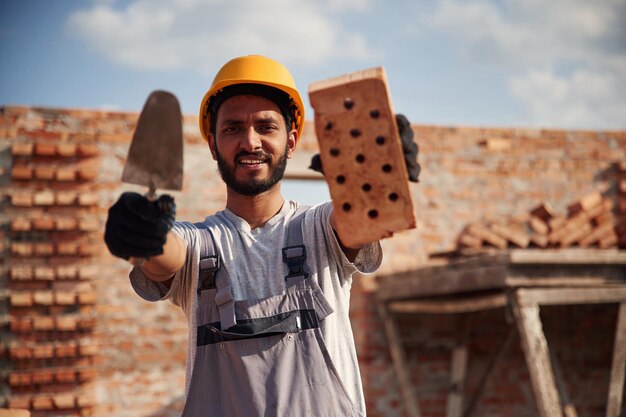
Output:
[215,143,289,196]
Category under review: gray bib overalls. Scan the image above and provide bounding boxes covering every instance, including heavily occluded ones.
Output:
[181,208,362,417]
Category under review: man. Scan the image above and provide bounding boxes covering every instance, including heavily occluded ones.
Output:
[104,55,419,417]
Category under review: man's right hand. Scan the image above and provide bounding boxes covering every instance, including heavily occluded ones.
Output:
[104,192,176,260]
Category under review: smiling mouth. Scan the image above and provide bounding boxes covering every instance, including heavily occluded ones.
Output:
[239,157,265,165]
[237,153,269,167]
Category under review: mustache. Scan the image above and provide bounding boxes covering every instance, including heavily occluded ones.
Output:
[235,151,271,161]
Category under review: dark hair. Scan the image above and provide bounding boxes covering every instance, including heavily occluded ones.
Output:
[208,83,293,135]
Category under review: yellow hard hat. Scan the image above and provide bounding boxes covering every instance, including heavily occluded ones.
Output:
[199,55,305,142]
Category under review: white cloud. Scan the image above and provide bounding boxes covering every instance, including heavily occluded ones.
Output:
[66,0,377,73]
[510,68,626,129]
[424,0,626,129]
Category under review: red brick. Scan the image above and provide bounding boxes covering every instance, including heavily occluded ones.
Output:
[55,191,77,205]
[33,190,55,205]
[55,291,77,305]
[56,216,78,230]
[11,217,32,231]
[56,166,77,181]
[12,142,34,156]
[57,142,77,156]
[34,165,56,180]
[32,369,55,385]
[77,142,99,156]
[32,395,55,410]
[34,142,57,156]
[78,192,99,206]
[33,316,55,330]
[10,191,33,206]
[11,164,33,180]
[33,216,55,230]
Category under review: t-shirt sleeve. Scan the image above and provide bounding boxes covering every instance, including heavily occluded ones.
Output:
[307,202,383,277]
[128,222,200,315]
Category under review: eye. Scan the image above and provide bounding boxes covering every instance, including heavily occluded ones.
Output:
[222,126,241,134]
[258,124,278,134]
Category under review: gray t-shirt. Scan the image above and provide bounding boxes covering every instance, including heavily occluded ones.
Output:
[130,200,383,415]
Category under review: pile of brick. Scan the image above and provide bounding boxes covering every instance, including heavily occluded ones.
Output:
[1,140,100,414]
[457,163,626,251]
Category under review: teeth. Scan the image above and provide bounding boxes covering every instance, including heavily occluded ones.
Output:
[240,159,263,164]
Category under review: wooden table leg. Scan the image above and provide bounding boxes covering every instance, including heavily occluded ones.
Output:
[606,302,626,417]
[511,294,563,417]
[378,302,422,417]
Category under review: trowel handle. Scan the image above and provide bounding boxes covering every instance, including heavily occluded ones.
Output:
[146,185,157,202]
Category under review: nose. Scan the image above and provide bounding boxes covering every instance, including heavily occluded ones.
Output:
[240,126,262,152]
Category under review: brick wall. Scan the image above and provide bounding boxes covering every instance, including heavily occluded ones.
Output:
[1,105,625,416]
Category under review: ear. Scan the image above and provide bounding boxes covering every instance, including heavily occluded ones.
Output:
[286,129,298,159]
[207,133,218,161]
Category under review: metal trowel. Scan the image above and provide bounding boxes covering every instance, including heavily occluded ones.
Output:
[122,90,183,265]
[122,90,184,196]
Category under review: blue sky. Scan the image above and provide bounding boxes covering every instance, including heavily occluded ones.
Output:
[1,0,625,131]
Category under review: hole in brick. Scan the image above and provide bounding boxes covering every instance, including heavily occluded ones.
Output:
[325,122,334,131]
[370,109,380,118]
[336,175,346,184]
[362,183,372,192]
[350,129,361,138]
[382,164,393,173]
[356,154,365,163]
[389,192,399,201]
[342,202,352,212]
[376,136,386,145]
[330,148,340,157]
[344,98,354,110]
[368,209,379,219]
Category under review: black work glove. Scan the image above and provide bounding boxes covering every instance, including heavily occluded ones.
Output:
[104,192,176,260]
[309,113,421,182]
[395,114,421,182]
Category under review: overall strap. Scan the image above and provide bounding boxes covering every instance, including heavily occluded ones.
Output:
[194,222,237,330]
[282,205,310,286]
[194,222,220,292]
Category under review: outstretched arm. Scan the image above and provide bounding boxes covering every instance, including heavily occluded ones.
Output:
[104,192,186,286]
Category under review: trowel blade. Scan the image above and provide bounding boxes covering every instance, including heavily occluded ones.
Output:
[121,90,184,192]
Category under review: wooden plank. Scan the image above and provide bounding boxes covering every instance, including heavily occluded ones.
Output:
[530,233,550,248]
[309,67,416,247]
[389,293,507,314]
[516,287,626,307]
[550,350,578,417]
[490,223,530,248]
[567,190,603,217]
[549,212,590,245]
[378,303,422,417]
[377,264,509,302]
[586,197,614,220]
[508,249,626,265]
[559,222,592,248]
[529,215,550,235]
[606,303,626,417]
[446,345,468,417]
[579,222,616,248]
[530,203,556,223]
[467,224,508,249]
[506,277,625,288]
[511,299,562,417]
[458,232,483,249]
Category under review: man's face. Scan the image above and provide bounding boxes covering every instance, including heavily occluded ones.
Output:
[209,94,297,196]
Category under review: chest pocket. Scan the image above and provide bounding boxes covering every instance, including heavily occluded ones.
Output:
[193,206,334,344]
